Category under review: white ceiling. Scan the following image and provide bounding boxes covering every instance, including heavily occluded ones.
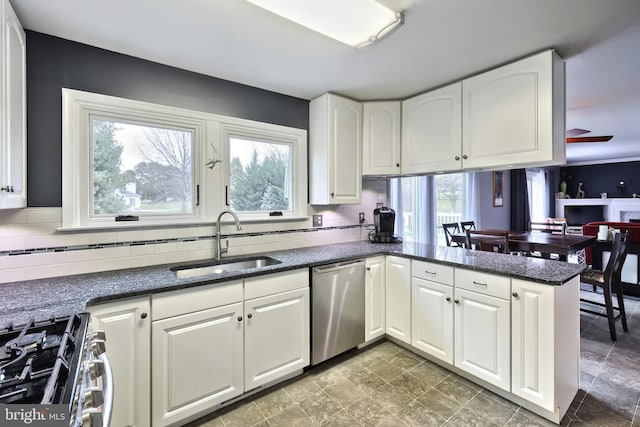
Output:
[10,0,640,165]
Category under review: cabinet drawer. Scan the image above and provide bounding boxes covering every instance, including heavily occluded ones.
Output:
[412,260,454,285]
[455,268,510,300]
[152,280,243,320]
[244,269,309,300]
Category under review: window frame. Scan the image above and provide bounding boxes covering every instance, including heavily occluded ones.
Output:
[61,89,308,230]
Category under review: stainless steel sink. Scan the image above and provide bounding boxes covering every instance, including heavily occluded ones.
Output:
[171,256,282,279]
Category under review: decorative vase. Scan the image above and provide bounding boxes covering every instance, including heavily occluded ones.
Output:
[560,181,567,197]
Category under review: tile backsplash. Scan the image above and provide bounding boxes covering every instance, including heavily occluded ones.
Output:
[0,180,387,283]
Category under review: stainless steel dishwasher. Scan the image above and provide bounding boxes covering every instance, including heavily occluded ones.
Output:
[311,260,365,365]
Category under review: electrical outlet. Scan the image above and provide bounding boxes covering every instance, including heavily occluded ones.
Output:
[376,202,384,208]
[359,212,365,224]
[313,214,323,227]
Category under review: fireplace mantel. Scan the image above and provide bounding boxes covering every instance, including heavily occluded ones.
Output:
[556,198,640,223]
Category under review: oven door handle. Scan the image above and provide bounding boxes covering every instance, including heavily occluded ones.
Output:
[98,352,114,427]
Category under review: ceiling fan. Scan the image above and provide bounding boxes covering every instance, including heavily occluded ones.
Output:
[566,128,613,143]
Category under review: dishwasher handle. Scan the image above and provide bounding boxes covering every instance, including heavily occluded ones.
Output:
[313,260,365,275]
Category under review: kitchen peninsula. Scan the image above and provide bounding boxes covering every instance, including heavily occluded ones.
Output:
[0,241,584,424]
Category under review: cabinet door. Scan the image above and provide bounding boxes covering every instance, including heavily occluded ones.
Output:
[362,101,401,175]
[309,93,362,204]
[401,82,462,174]
[462,50,565,169]
[365,256,386,342]
[88,297,151,427]
[511,279,555,411]
[152,302,243,427]
[244,287,309,390]
[454,288,510,390]
[411,278,453,364]
[385,256,411,344]
[0,0,26,209]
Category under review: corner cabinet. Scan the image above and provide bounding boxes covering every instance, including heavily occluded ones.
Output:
[462,49,565,169]
[309,93,362,204]
[362,101,401,176]
[365,256,386,342]
[401,83,462,174]
[0,0,26,209]
[87,296,151,427]
[385,256,411,344]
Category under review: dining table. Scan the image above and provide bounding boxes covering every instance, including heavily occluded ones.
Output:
[451,230,597,261]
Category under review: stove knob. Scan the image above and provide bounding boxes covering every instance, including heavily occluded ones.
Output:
[81,409,103,427]
[87,359,106,380]
[84,387,105,408]
[92,330,107,341]
[91,339,107,357]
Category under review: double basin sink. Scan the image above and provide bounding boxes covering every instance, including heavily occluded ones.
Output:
[171,256,282,279]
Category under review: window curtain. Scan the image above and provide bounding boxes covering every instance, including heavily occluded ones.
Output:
[389,175,440,245]
[461,172,478,224]
[510,169,531,231]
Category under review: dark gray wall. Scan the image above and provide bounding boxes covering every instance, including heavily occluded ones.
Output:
[26,31,309,206]
[560,161,640,199]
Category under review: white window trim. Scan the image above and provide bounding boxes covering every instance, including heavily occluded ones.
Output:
[61,88,308,231]
[221,122,307,222]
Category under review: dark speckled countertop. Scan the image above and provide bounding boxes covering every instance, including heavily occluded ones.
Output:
[0,241,585,328]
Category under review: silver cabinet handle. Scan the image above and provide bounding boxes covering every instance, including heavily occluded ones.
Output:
[454,299,460,304]
[512,292,519,298]
[446,297,451,302]
[472,281,488,287]
[425,270,437,276]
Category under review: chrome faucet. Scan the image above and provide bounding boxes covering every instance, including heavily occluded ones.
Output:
[216,210,242,261]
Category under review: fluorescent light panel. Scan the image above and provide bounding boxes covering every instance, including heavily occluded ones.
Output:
[246,0,403,47]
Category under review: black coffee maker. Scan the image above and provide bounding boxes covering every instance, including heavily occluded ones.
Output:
[370,207,402,243]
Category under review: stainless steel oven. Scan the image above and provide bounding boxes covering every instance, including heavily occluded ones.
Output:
[0,314,113,427]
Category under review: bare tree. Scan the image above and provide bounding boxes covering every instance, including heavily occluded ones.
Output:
[141,128,193,208]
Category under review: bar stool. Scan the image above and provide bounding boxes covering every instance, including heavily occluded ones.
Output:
[579,231,631,341]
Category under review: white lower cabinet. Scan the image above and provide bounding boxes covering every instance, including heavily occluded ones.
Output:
[151,270,309,427]
[365,256,386,342]
[411,261,454,364]
[385,256,411,344]
[454,268,511,391]
[87,296,151,427]
[244,286,309,390]
[454,287,511,391]
[511,276,579,420]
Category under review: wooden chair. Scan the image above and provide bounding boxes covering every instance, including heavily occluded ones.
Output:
[530,220,567,235]
[442,222,461,246]
[465,229,510,254]
[579,231,631,340]
[460,221,476,231]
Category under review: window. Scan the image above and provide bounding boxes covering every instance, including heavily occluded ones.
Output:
[390,172,478,246]
[526,169,548,221]
[222,123,307,221]
[62,89,307,229]
[91,117,194,216]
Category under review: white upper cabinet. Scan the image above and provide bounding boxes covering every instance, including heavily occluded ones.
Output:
[402,83,462,174]
[399,49,564,175]
[362,101,401,175]
[0,0,26,209]
[309,93,362,204]
[462,49,565,169]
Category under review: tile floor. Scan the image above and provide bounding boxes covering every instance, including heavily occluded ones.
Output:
[187,289,640,426]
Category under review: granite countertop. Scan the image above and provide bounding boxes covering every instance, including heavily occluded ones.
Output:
[0,241,585,328]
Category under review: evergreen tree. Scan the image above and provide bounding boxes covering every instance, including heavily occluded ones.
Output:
[93,120,128,214]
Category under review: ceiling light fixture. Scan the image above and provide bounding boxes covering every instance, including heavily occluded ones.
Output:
[245,0,404,48]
